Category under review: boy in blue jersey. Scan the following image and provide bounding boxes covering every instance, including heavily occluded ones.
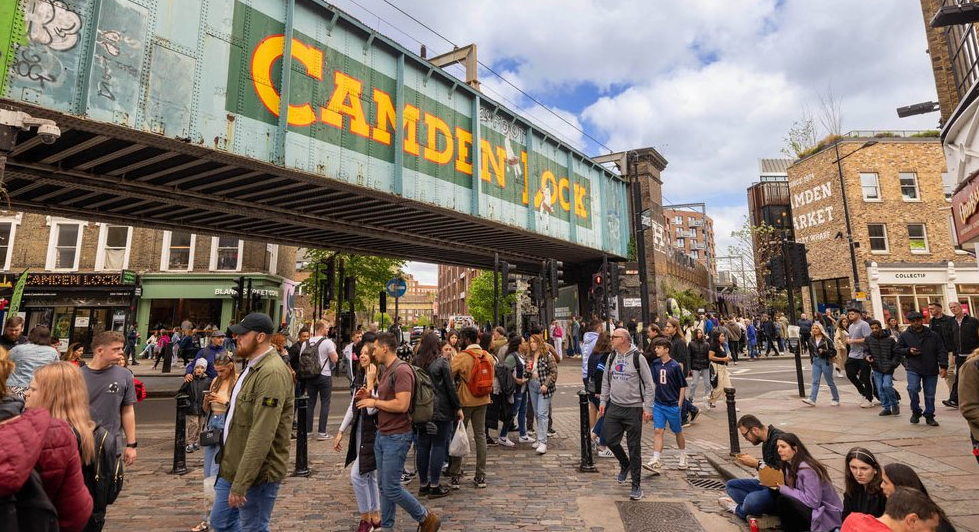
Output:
[643,337,688,475]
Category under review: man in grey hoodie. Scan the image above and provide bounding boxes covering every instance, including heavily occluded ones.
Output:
[599,328,655,501]
[581,320,602,388]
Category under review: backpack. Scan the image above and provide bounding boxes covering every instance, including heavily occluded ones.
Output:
[390,361,434,425]
[86,425,124,511]
[297,338,327,379]
[0,467,59,532]
[463,349,495,397]
[494,360,516,398]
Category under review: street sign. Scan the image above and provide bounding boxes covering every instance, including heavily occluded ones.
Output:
[855,291,867,300]
[622,297,641,308]
[640,209,652,230]
[386,278,407,298]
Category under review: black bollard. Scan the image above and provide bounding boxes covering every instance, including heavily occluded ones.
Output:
[170,393,190,475]
[293,394,311,477]
[162,343,173,374]
[724,387,741,456]
[791,338,806,398]
[577,390,598,473]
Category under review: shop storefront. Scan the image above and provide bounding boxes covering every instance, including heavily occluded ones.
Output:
[18,271,138,352]
[137,273,283,338]
[867,262,977,326]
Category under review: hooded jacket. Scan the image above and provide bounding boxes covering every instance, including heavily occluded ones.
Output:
[865,332,902,375]
[896,326,946,376]
[0,397,93,532]
[580,331,600,379]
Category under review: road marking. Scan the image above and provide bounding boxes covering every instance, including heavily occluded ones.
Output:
[730,376,801,385]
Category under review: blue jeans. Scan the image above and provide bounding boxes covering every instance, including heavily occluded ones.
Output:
[202,413,227,479]
[210,477,281,532]
[680,397,699,424]
[725,477,775,519]
[906,371,938,417]
[748,340,758,359]
[872,371,896,410]
[809,357,840,403]
[416,420,452,487]
[528,382,551,444]
[375,431,427,530]
[588,394,606,445]
[505,389,528,439]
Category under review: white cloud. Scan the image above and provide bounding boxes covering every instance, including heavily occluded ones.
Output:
[404,261,438,285]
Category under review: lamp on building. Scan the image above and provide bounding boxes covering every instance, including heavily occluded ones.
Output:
[834,139,878,306]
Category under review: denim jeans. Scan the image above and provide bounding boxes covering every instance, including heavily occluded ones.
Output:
[304,374,332,434]
[872,370,896,410]
[689,368,710,400]
[375,431,427,530]
[587,394,607,446]
[680,397,699,424]
[210,477,281,532]
[416,420,452,487]
[809,357,840,403]
[527,382,551,445]
[906,370,938,417]
[202,413,227,479]
[504,389,528,439]
[725,477,775,519]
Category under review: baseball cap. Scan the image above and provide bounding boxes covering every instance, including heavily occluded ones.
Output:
[907,311,924,321]
[229,313,274,335]
[211,330,226,338]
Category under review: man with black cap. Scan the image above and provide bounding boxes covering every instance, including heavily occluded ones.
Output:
[896,311,947,426]
[184,330,227,382]
[210,313,295,532]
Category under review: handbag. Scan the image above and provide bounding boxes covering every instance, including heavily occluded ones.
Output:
[200,414,223,447]
[708,363,719,389]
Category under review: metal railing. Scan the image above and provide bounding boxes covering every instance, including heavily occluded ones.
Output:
[840,130,939,139]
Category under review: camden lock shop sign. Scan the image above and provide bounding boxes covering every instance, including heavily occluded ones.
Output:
[952,172,979,245]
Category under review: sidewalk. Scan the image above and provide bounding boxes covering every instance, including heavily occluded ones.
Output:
[679,373,979,532]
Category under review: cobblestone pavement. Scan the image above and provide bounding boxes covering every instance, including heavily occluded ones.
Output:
[105,407,741,532]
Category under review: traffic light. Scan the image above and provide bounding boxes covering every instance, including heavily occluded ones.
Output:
[232,276,245,311]
[344,276,356,301]
[591,272,605,299]
[245,278,254,312]
[502,261,517,297]
[251,291,262,312]
[767,256,786,290]
[379,290,387,313]
[787,242,810,287]
[323,259,336,304]
[609,264,620,295]
[531,277,544,303]
[549,260,564,295]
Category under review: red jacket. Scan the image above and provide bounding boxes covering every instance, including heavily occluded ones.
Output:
[0,406,94,532]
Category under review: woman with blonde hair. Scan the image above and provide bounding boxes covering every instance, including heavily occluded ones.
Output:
[526,333,558,454]
[802,322,840,407]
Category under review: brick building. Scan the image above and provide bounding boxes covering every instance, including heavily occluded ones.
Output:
[663,205,716,276]
[0,211,297,351]
[435,264,480,319]
[785,134,978,323]
[747,159,795,292]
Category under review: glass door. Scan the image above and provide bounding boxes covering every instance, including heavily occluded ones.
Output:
[72,309,93,351]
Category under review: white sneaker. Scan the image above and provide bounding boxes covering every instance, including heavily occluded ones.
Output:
[801,398,815,406]
[598,447,614,458]
[678,454,688,470]
[518,435,534,443]
[642,458,662,474]
[718,496,738,513]
[532,441,541,450]
[498,437,515,447]
[872,398,881,406]
[860,399,873,408]
[316,432,330,441]
[830,400,840,406]
[536,444,547,454]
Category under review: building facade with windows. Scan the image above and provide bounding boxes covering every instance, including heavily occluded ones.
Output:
[785,134,970,324]
[435,264,480,321]
[0,212,296,351]
[663,205,716,276]
[747,159,795,293]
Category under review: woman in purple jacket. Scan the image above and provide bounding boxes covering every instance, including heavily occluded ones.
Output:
[773,432,843,532]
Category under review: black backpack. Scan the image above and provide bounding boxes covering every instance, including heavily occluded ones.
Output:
[495,359,516,398]
[83,426,124,511]
[0,467,59,532]
[297,338,327,379]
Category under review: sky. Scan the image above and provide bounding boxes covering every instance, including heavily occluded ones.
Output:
[332,0,942,286]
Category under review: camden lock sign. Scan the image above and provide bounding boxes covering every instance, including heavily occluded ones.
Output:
[952,171,979,244]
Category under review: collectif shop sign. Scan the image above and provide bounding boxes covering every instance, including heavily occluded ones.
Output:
[952,171,979,245]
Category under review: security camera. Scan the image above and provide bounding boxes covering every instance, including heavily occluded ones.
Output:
[36,123,60,144]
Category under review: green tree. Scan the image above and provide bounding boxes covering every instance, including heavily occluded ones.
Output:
[300,250,406,312]
[466,270,516,325]
[373,312,392,328]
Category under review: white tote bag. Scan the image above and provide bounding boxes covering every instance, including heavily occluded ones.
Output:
[448,420,470,457]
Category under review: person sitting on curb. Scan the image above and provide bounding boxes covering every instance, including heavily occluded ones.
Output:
[771,432,843,532]
[718,414,785,522]
[841,486,946,532]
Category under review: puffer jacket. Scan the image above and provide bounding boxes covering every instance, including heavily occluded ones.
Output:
[0,397,93,532]
[865,333,902,375]
[427,356,461,422]
[688,340,711,371]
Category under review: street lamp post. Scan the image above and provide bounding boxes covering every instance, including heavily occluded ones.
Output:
[834,140,878,308]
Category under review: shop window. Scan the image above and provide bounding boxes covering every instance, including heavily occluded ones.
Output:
[96,225,131,271]
[211,236,242,271]
[942,172,955,201]
[0,218,17,271]
[907,224,929,253]
[860,173,880,201]
[899,172,920,201]
[46,220,84,271]
[162,231,195,271]
[868,224,888,253]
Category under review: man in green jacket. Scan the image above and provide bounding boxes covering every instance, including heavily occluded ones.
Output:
[210,313,294,532]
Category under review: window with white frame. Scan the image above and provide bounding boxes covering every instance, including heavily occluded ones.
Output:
[860,173,880,201]
[96,225,131,270]
[908,224,929,253]
[162,231,195,271]
[942,173,955,201]
[868,224,889,253]
[0,222,14,271]
[676,237,685,247]
[899,172,920,201]
[211,236,242,271]
[690,250,699,259]
[673,215,682,225]
[46,220,85,270]
[266,243,278,275]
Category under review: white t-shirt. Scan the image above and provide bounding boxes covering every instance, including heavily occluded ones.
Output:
[224,350,270,444]
[307,336,338,376]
